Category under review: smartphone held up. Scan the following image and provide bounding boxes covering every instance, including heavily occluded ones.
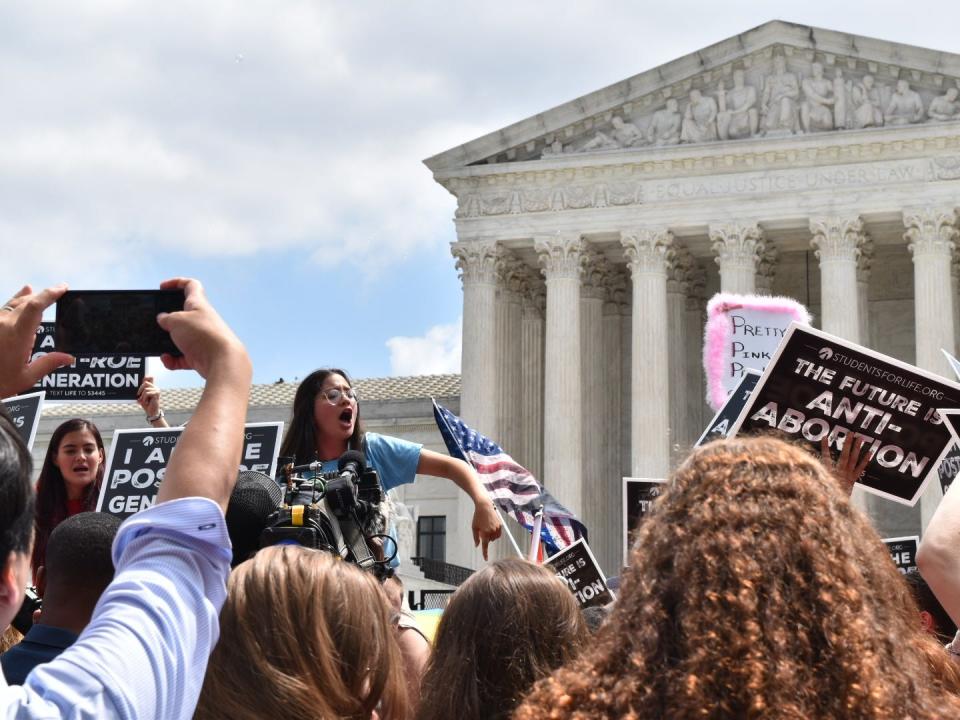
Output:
[55,289,185,357]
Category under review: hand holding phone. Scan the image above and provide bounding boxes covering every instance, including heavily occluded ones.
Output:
[55,289,185,356]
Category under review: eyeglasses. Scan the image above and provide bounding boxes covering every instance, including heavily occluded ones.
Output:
[318,387,358,404]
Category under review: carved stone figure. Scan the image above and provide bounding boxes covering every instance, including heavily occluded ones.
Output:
[851,74,883,129]
[760,55,800,135]
[540,139,567,158]
[581,116,644,152]
[832,68,848,129]
[885,79,924,125]
[646,98,682,146]
[681,89,718,143]
[928,87,960,122]
[717,69,758,140]
[800,62,836,133]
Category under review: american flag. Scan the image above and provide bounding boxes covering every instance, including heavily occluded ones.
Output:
[432,400,587,556]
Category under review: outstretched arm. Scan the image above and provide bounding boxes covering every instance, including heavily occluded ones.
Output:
[417,449,502,560]
[918,480,960,626]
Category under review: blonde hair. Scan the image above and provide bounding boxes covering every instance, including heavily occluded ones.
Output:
[196,545,408,720]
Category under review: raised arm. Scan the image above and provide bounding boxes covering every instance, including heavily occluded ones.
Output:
[154,278,251,511]
[917,479,960,626]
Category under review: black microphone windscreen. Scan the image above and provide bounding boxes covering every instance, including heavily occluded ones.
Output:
[338,449,366,474]
[226,471,283,567]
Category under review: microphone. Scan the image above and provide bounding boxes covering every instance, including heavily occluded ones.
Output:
[226,470,283,567]
[337,450,366,481]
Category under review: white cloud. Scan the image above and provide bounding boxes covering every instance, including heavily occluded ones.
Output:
[386,318,461,376]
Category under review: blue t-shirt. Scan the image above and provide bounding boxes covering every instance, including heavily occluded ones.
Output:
[316,432,422,493]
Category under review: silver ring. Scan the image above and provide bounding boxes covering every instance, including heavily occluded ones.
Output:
[1,305,13,312]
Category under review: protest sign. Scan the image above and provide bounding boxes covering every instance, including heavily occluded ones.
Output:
[703,293,811,410]
[730,323,960,506]
[1,391,44,450]
[97,422,284,519]
[883,536,919,574]
[32,323,146,401]
[622,478,667,560]
[695,369,762,446]
[545,538,614,609]
[938,443,960,495]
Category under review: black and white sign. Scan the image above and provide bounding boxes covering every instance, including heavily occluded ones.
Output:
[545,538,614,609]
[730,324,960,506]
[622,478,667,560]
[32,323,147,401]
[883,535,919,574]
[97,422,284,519]
[696,369,762,447]
[937,443,960,496]
[1,391,45,450]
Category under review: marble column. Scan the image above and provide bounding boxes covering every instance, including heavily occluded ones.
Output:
[620,287,632,478]
[621,228,673,477]
[685,263,707,444]
[495,253,525,460]
[667,246,694,462]
[518,269,545,483]
[602,268,628,571]
[535,233,585,518]
[857,237,874,348]
[755,245,779,296]
[810,216,867,343]
[451,239,501,568]
[709,222,765,295]
[904,207,958,532]
[580,248,611,570]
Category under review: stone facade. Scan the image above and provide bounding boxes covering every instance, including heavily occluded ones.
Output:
[426,21,960,574]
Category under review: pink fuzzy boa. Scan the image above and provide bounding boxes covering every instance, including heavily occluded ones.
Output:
[703,293,812,410]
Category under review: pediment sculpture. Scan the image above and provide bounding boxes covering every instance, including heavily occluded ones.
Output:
[542,54,960,159]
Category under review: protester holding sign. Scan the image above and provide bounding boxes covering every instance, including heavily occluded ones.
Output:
[515,438,960,720]
[417,558,587,720]
[31,418,106,576]
[280,368,501,559]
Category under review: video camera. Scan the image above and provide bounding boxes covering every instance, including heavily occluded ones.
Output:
[228,450,396,581]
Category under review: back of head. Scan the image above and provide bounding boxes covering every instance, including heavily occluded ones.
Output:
[904,568,958,643]
[195,545,408,720]
[515,437,960,720]
[0,409,33,578]
[417,558,587,720]
[43,511,120,605]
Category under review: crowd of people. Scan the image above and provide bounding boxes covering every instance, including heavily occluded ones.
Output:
[2,280,960,719]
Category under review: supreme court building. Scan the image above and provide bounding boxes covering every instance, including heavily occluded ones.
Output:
[426,21,960,573]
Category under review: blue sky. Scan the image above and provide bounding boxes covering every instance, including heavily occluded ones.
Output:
[1,1,956,390]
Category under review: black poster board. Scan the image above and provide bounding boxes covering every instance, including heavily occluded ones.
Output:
[97,422,284,519]
[937,443,960,496]
[32,322,147,401]
[622,478,666,561]
[545,538,614,609]
[696,369,762,446]
[1,391,44,449]
[883,536,919,574]
[730,324,960,506]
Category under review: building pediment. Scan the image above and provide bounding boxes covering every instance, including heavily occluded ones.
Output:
[424,20,960,172]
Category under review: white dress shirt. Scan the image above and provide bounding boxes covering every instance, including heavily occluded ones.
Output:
[1,497,231,719]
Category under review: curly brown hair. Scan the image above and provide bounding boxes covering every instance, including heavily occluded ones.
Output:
[514,437,960,720]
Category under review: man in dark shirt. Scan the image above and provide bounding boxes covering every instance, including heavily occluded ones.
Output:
[1,512,119,683]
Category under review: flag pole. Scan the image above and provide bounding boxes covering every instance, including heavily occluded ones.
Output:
[495,505,524,558]
[527,505,543,562]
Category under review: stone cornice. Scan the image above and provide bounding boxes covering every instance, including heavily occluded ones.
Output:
[440,129,960,221]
